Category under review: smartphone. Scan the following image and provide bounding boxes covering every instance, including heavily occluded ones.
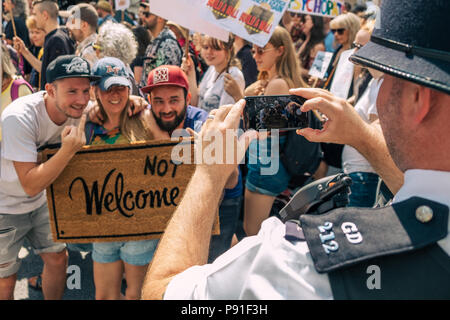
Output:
[243,95,309,131]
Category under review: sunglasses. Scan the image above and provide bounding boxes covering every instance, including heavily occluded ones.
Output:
[351,42,363,49]
[331,28,346,35]
[251,47,276,56]
[92,43,102,51]
[289,12,302,18]
[142,12,151,18]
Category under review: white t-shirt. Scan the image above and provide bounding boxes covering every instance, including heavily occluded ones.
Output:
[342,78,382,174]
[0,91,79,214]
[197,66,245,113]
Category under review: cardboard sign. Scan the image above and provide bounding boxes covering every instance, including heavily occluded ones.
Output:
[43,139,220,243]
[329,48,355,99]
[150,0,230,42]
[287,0,344,18]
[115,0,130,11]
[201,0,289,47]
[308,51,333,80]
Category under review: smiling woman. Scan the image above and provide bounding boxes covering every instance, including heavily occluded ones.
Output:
[84,57,157,300]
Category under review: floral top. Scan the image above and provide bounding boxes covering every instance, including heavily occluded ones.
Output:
[85,123,129,146]
[140,27,183,87]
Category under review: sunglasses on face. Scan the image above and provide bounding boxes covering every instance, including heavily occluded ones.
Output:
[251,46,276,56]
[351,41,363,49]
[142,11,151,18]
[331,28,346,35]
[289,12,302,18]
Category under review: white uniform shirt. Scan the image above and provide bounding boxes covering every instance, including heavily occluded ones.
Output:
[164,170,450,299]
[0,91,79,214]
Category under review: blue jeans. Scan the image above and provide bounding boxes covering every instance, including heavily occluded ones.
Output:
[348,172,380,208]
[245,136,290,196]
[208,196,242,263]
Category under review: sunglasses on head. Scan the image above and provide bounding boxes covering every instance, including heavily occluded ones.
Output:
[351,41,363,49]
[251,46,276,56]
[331,28,346,35]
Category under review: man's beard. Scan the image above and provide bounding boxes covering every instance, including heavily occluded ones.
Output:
[152,105,187,134]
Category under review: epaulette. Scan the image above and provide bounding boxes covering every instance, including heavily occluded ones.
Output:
[299,197,449,273]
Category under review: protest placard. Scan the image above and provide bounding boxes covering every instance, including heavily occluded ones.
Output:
[115,0,130,11]
[201,0,289,47]
[43,139,220,243]
[287,0,344,18]
[150,0,229,42]
[308,51,333,80]
[329,48,355,98]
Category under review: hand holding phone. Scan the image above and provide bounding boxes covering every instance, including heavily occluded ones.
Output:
[243,95,310,131]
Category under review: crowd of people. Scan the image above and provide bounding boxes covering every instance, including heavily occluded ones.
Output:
[1,0,449,300]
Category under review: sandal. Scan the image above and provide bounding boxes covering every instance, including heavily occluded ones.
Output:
[28,274,42,291]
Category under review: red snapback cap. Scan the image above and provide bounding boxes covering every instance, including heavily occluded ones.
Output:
[141,65,189,93]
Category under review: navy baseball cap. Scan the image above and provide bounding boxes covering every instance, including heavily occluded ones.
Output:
[46,55,99,83]
[91,57,132,91]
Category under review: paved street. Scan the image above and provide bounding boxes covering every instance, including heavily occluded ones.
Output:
[14,240,96,300]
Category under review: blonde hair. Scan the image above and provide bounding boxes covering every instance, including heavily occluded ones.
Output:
[330,12,361,47]
[360,18,375,34]
[96,93,154,142]
[25,15,44,31]
[259,26,308,89]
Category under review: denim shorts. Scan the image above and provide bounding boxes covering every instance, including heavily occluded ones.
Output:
[92,239,158,266]
[348,172,380,208]
[245,135,290,196]
[0,203,66,278]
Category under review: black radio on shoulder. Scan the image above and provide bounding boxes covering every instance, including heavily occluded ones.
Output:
[279,173,352,222]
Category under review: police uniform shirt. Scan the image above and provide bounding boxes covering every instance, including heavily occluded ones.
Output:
[163,169,450,299]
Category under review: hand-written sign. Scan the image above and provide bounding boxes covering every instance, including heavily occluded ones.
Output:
[44,139,220,243]
[308,51,333,80]
[288,0,343,18]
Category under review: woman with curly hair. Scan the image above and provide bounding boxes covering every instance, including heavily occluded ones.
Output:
[94,20,140,95]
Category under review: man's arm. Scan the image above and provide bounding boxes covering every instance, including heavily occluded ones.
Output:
[141,101,255,299]
[13,115,87,197]
[292,88,404,194]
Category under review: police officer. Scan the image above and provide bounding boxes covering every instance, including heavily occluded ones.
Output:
[141,0,450,299]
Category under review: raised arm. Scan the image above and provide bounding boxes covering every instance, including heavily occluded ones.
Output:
[13,115,87,197]
[141,100,256,299]
[291,88,404,194]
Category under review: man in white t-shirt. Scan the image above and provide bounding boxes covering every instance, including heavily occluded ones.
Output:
[0,55,98,300]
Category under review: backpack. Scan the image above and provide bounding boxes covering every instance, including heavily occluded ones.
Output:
[10,78,34,101]
[280,111,323,177]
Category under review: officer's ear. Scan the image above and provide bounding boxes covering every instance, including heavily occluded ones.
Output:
[413,85,432,125]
